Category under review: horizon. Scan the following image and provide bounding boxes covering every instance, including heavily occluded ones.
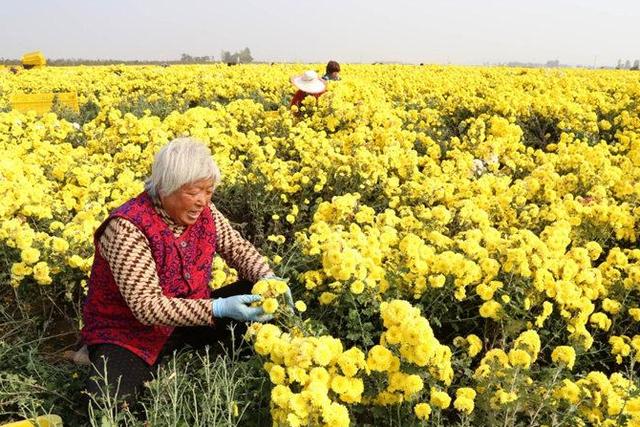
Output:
[0,58,626,68]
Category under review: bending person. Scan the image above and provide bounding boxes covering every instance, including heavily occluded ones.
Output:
[290,70,327,109]
[81,137,288,411]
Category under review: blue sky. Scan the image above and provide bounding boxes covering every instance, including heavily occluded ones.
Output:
[1,0,638,66]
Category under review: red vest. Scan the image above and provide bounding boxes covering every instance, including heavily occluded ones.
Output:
[81,192,216,365]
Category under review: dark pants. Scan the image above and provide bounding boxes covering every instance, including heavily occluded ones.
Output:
[83,279,253,414]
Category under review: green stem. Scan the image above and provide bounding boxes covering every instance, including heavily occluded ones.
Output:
[528,366,562,426]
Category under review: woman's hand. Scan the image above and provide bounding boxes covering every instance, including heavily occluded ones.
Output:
[212,295,273,322]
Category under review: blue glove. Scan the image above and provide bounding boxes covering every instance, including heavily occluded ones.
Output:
[212,294,273,323]
[264,274,294,310]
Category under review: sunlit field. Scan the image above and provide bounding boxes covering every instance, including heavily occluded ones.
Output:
[1,63,640,426]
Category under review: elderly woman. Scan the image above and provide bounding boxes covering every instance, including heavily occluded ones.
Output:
[81,138,285,409]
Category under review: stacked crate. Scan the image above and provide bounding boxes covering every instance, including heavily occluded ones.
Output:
[21,51,47,68]
[10,92,79,115]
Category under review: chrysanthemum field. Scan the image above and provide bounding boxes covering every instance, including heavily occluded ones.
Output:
[1,64,640,426]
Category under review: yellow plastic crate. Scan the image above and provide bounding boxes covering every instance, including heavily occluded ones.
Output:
[21,51,46,67]
[10,92,79,115]
[0,414,62,427]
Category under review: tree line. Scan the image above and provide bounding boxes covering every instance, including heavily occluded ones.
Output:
[0,48,254,66]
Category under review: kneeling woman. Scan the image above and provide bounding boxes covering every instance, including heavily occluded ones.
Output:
[81,138,286,410]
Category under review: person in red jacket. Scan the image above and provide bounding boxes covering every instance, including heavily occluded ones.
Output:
[80,138,291,412]
[289,69,327,109]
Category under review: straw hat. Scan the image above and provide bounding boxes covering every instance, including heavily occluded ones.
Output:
[290,70,326,94]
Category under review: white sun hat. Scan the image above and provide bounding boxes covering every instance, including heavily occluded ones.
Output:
[290,70,327,94]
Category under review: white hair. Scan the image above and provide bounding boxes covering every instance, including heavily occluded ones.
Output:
[145,137,221,199]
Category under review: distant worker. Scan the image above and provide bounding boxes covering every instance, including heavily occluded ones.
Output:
[290,70,327,109]
[322,60,341,81]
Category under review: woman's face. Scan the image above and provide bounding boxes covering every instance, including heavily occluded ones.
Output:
[160,178,214,226]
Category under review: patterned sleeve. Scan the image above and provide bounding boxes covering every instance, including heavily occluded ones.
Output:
[210,203,274,282]
[98,217,215,327]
